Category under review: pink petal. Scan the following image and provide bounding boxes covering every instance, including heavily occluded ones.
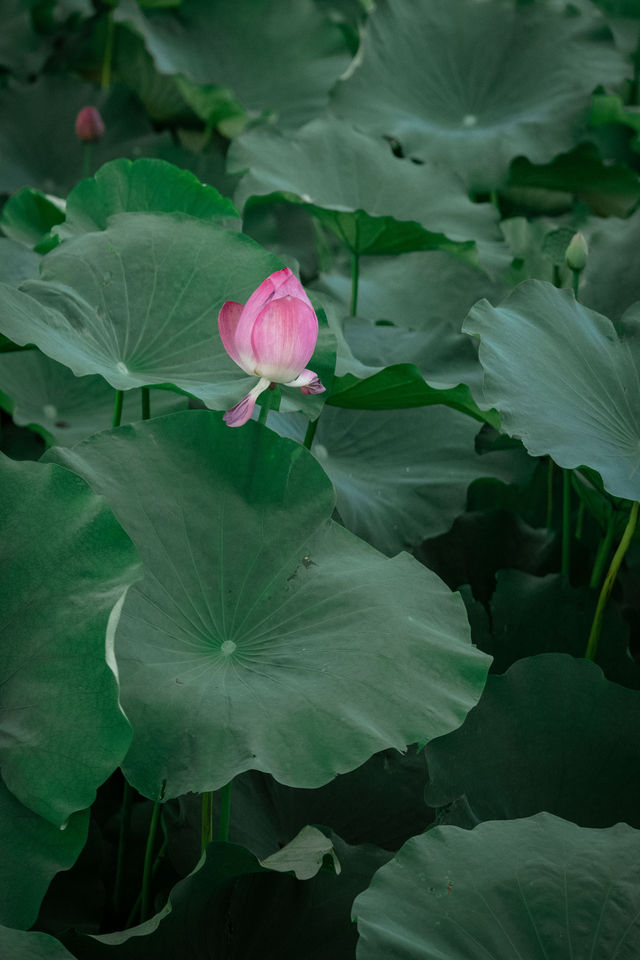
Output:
[250,295,318,383]
[285,369,326,394]
[218,301,248,371]
[223,378,270,427]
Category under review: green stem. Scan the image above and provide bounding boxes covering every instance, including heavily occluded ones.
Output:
[561,468,571,578]
[350,253,360,317]
[141,387,151,421]
[113,780,132,916]
[140,801,161,923]
[258,388,274,427]
[217,782,232,842]
[575,500,586,542]
[586,501,638,661]
[630,26,640,106]
[113,390,124,428]
[101,9,115,91]
[546,457,554,529]
[571,267,580,298]
[125,838,167,929]
[303,417,318,450]
[201,791,213,853]
[82,143,93,179]
[589,515,616,590]
[552,264,562,288]
[489,189,499,210]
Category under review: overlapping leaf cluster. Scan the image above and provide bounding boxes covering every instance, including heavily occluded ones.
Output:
[1,1,640,957]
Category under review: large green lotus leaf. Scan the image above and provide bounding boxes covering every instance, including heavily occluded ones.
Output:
[56,158,238,241]
[0,189,65,250]
[0,77,176,196]
[464,280,640,501]
[0,213,283,409]
[230,117,500,260]
[115,0,350,129]
[332,0,627,191]
[270,406,534,556]
[0,350,188,447]
[472,569,640,688]
[426,654,640,828]
[313,251,507,333]
[46,411,489,800]
[0,454,141,826]
[0,778,88,930]
[0,926,77,960]
[580,207,640,319]
[353,813,640,960]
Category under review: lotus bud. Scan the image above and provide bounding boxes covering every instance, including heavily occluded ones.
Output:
[565,231,588,273]
[75,106,105,143]
[218,267,325,427]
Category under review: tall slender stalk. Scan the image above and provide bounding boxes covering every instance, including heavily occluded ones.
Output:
[140,801,161,922]
[589,516,616,590]
[141,387,151,421]
[82,143,92,179]
[113,780,132,917]
[546,457,554,528]
[201,791,213,853]
[585,501,638,661]
[303,417,318,450]
[561,468,571,578]
[350,253,360,317]
[113,390,124,428]
[258,387,274,427]
[217,782,232,842]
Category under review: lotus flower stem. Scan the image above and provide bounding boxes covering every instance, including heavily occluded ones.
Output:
[82,144,92,179]
[201,790,213,852]
[101,9,115,90]
[561,468,571,578]
[217,782,232,842]
[125,838,167,929]
[113,780,132,917]
[546,457,554,528]
[140,800,162,921]
[304,418,318,450]
[141,387,151,421]
[589,515,616,589]
[350,253,360,317]
[113,390,124,428]
[258,387,274,427]
[586,501,638,661]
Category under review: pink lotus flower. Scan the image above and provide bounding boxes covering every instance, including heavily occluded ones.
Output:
[219,267,325,427]
[75,106,105,143]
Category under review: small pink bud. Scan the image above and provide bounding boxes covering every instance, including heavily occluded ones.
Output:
[75,106,105,143]
[219,268,325,427]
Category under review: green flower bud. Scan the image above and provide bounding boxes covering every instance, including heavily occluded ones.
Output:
[565,231,588,272]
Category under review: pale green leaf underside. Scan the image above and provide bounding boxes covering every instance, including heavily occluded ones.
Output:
[464,280,640,501]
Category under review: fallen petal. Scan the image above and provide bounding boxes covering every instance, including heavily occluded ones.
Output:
[223,378,270,427]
